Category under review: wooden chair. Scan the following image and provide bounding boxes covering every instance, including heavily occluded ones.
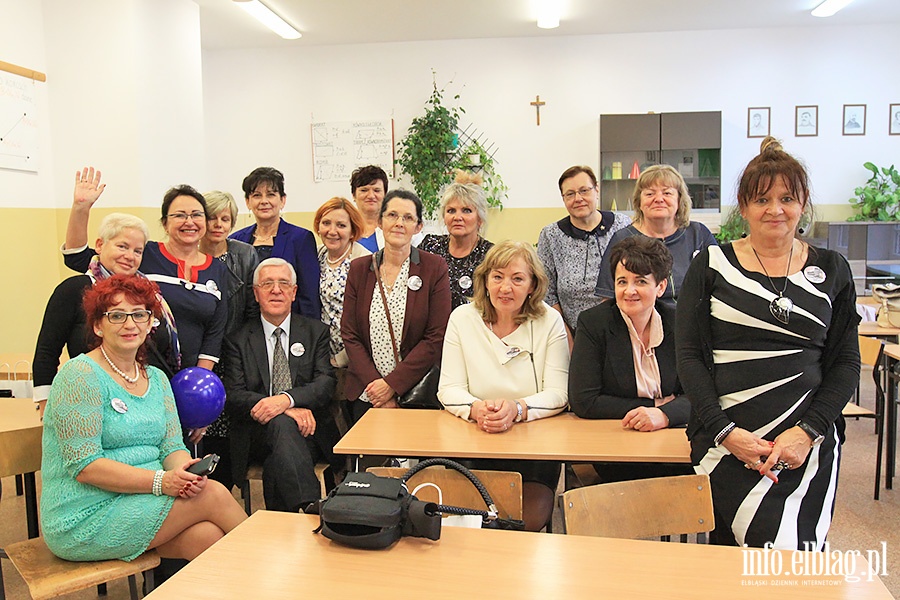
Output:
[368,466,523,520]
[561,474,713,542]
[0,540,159,600]
[848,335,886,500]
[240,461,334,514]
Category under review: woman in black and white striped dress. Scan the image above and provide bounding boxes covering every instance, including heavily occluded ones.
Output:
[676,137,860,549]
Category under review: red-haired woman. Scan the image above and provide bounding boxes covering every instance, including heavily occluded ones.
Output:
[40,275,246,562]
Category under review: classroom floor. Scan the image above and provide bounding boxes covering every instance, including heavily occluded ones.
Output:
[2,367,898,598]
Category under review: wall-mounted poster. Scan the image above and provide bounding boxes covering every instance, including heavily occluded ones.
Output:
[747,107,770,138]
[842,104,866,136]
[795,105,818,137]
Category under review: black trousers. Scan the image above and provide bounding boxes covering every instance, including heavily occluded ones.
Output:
[248,414,323,512]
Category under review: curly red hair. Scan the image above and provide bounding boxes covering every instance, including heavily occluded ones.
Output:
[82,274,162,367]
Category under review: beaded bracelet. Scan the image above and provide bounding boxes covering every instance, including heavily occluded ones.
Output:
[152,470,165,496]
[714,422,737,447]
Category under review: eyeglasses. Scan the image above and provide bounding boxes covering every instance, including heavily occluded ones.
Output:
[104,310,153,324]
[167,211,206,222]
[382,211,418,225]
[255,279,295,290]
[562,187,596,201]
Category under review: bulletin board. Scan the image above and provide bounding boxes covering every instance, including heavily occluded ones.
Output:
[311,119,394,182]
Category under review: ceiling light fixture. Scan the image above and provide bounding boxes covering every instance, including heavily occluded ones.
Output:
[811,0,855,18]
[536,0,561,29]
[233,0,301,39]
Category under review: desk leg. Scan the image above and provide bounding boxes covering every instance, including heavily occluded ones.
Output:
[886,365,898,491]
[24,472,38,539]
[353,455,360,473]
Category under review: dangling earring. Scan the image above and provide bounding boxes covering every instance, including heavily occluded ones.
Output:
[797,211,812,236]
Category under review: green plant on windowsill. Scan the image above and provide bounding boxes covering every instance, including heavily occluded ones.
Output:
[715,207,746,243]
[453,139,507,211]
[848,162,900,222]
[396,75,464,219]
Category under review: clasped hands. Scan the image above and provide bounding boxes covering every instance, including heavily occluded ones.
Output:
[366,378,399,409]
[165,458,208,499]
[470,399,518,434]
[722,426,813,482]
[251,394,317,437]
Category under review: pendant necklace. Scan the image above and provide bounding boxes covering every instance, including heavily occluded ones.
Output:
[752,241,794,325]
[100,345,140,388]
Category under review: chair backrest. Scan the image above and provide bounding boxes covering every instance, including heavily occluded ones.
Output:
[858,335,884,369]
[367,466,523,520]
[562,473,714,539]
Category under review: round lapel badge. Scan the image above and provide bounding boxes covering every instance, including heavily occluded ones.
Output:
[506,347,522,358]
[206,280,219,294]
[803,266,826,284]
[111,398,128,414]
[407,275,423,291]
[290,342,305,357]
[458,275,473,290]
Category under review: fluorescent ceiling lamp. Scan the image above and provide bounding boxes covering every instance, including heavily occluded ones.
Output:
[234,0,301,39]
[811,0,855,18]
[536,0,561,29]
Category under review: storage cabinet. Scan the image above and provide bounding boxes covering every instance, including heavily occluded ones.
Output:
[599,111,721,213]
[818,221,900,294]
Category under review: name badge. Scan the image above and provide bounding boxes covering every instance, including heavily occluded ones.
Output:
[458,275,472,290]
[803,266,826,284]
[506,347,522,358]
[290,342,305,357]
[111,398,128,414]
[407,275,423,291]
[206,280,219,294]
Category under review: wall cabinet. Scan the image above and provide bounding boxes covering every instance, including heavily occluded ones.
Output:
[599,111,721,213]
[817,221,900,294]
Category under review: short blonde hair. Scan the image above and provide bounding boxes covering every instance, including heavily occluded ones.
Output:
[471,240,548,325]
[97,213,149,245]
[440,170,488,232]
[631,164,692,229]
[203,190,239,225]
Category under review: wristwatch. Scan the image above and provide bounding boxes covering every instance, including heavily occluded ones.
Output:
[796,421,824,447]
[513,400,524,423]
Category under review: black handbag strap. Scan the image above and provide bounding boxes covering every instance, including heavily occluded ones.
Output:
[372,253,404,367]
[402,458,499,518]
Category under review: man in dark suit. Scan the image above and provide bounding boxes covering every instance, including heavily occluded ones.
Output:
[223,257,339,512]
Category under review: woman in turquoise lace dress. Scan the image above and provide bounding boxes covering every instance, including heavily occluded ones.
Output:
[41,275,246,562]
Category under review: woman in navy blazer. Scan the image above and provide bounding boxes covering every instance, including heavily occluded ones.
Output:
[230,167,321,319]
[569,236,692,482]
[341,190,451,425]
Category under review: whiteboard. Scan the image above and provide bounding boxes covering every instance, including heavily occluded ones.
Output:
[311,119,394,182]
[0,71,39,173]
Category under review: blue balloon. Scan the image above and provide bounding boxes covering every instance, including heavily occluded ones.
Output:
[171,367,226,429]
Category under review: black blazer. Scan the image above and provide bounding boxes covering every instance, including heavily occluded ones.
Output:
[222,314,338,484]
[568,300,689,426]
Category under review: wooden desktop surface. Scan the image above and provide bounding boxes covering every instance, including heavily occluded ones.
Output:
[0,397,42,478]
[146,511,892,600]
[858,321,900,338]
[334,409,690,463]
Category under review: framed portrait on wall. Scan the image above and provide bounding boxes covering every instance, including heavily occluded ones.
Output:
[842,104,866,136]
[890,104,900,136]
[795,105,818,137]
[747,107,770,138]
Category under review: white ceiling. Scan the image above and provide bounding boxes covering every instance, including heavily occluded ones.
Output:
[194,0,900,49]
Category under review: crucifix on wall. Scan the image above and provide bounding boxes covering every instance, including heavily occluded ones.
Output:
[530,95,546,126]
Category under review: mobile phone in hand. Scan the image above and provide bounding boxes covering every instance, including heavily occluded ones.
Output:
[187,454,220,476]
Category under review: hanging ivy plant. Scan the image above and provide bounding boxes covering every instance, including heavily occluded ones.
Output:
[396,75,464,218]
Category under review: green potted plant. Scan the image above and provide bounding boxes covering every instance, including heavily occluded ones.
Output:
[715,207,746,243]
[453,139,508,211]
[848,162,900,221]
[396,77,464,218]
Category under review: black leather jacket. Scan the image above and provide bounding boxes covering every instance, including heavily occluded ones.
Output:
[224,238,260,334]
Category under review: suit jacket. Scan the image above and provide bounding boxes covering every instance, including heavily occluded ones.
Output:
[230,218,321,319]
[568,300,689,426]
[341,247,451,401]
[223,313,337,484]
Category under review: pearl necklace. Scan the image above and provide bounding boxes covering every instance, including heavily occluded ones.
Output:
[326,245,352,267]
[100,345,140,386]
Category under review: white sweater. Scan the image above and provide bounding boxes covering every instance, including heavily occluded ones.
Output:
[438,303,570,422]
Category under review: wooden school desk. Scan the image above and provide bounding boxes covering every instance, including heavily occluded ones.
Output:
[0,397,42,538]
[146,511,893,600]
[334,409,690,470]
